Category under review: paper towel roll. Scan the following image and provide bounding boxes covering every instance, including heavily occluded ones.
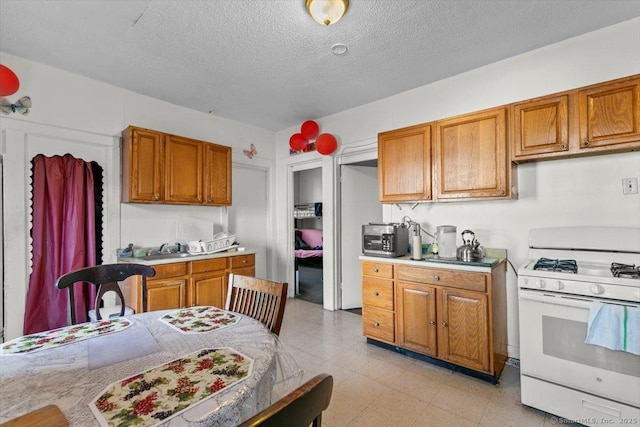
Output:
[412,235,422,260]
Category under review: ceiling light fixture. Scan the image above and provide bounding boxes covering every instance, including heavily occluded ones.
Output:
[306,0,349,26]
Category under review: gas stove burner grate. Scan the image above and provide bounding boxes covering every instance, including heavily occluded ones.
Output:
[611,263,640,279]
[533,257,578,273]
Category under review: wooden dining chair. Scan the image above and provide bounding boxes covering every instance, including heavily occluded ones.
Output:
[225,274,288,335]
[55,264,156,324]
[237,374,333,427]
[0,404,68,427]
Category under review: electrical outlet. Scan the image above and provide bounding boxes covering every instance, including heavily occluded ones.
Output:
[622,178,638,195]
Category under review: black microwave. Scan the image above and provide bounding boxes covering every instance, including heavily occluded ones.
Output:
[362,223,409,258]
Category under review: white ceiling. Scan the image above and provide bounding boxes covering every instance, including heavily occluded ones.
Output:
[1,0,639,131]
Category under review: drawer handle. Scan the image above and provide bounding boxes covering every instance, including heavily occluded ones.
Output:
[434,275,440,281]
[242,260,247,264]
[373,268,379,273]
[374,322,380,327]
[441,322,448,328]
[429,320,436,326]
[373,291,379,297]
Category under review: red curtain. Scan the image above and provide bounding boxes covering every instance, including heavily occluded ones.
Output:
[23,154,97,334]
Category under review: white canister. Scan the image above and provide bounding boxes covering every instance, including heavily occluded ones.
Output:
[436,225,457,258]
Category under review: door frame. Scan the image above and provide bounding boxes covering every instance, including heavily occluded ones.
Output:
[335,141,378,309]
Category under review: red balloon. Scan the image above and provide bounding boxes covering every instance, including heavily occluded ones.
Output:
[315,133,337,155]
[289,133,308,151]
[300,120,319,140]
[0,64,20,96]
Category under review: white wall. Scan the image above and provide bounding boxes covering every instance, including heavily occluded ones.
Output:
[274,18,640,358]
[0,52,277,339]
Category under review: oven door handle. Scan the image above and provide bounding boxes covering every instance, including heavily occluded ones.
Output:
[519,289,640,309]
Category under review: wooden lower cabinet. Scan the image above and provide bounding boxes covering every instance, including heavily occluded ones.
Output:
[123,253,255,313]
[438,288,489,372]
[362,259,507,380]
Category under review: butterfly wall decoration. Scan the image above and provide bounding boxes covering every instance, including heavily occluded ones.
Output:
[243,143,257,159]
[1,96,32,115]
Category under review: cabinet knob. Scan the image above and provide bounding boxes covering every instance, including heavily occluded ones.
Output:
[560,144,566,150]
[434,275,440,281]
[198,197,202,202]
[154,195,160,201]
[373,268,379,273]
[583,141,590,147]
[441,322,448,327]
[207,198,212,203]
[374,322,380,327]
[242,260,247,264]
[429,320,436,326]
[373,291,379,297]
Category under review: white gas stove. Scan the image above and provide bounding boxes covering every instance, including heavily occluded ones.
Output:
[518,227,640,426]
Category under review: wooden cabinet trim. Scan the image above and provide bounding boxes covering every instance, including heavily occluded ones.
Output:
[397,265,486,292]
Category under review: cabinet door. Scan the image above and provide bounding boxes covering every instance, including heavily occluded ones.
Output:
[123,127,164,202]
[579,77,640,149]
[396,281,437,356]
[204,143,232,205]
[438,288,489,373]
[165,135,203,204]
[435,107,510,200]
[512,94,570,160]
[378,124,432,202]
[189,271,227,308]
[146,278,186,311]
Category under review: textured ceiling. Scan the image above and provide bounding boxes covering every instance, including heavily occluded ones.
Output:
[1,0,639,131]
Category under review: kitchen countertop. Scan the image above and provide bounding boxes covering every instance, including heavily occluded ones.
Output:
[118,249,256,266]
[360,248,507,273]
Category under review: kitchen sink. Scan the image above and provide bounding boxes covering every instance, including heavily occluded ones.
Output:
[136,252,192,261]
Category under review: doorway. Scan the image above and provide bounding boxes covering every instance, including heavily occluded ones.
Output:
[339,159,382,310]
[293,167,323,305]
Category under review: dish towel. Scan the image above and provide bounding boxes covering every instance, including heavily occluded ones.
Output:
[585,302,640,356]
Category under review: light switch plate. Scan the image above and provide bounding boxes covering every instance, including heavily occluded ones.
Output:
[622,178,638,195]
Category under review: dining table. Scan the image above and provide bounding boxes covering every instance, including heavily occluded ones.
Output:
[0,306,301,427]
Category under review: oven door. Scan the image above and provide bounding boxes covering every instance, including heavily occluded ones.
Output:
[519,289,640,408]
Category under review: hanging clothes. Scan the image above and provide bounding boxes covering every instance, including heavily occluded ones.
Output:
[23,154,99,334]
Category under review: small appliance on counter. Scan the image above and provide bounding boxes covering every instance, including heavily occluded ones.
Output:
[436,225,457,259]
[456,229,485,262]
[362,223,409,258]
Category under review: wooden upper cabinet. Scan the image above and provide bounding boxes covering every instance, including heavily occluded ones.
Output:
[435,107,511,200]
[165,135,204,204]
[204,143,232,205]
[378,124,432,202]
[121,126,233,206]
[122,126,164,202]
[512,94,570,160]
[579,76,640,149]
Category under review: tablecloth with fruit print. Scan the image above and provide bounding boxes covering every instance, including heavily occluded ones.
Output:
[1,318,133,355]
[90,347,253,427]
[159,306,239,333]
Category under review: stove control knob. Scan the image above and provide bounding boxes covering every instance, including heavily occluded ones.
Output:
[535,279,546,289]
[590,284,604,295]
[553,281,565,291]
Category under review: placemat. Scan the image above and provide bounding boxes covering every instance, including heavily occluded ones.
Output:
[1,318,133,355]
[159,306,239,333]
[90,347,253,427]
[88,326,161,370]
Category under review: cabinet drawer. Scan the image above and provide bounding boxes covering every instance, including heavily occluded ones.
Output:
[398,265,486,292]
[230,254,255,269]
[151,262,188,280]
[363,277,394,310]
[191,258,227,274]
[362,261,393,279]
[363,307,395,343]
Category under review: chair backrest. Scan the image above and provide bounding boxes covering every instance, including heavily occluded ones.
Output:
[0,404,68,427]
[225,274,288,335]
[55,263,156,324]
[237,374,333,427]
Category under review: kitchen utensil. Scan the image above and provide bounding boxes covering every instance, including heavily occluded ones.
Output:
[456,230,484,262]
[436,225,457,258]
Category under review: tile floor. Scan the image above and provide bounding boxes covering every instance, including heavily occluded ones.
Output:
[278,298,579,427]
